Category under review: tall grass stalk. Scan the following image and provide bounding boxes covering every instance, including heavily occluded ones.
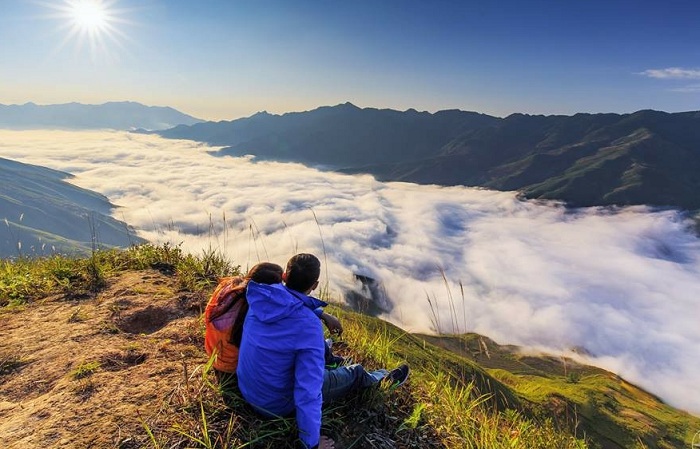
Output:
[281,219,299,255]
[170,401,214,448]
[247,223,256,270]
[138,412,163,449]
[426,292,442,335]
[222,211,229,259]
[86,213,106,292]
[309,207,331,301]
[438,267,460,334]
[4,216,24,259]
[459,280,467,334]
[249,217,270,261]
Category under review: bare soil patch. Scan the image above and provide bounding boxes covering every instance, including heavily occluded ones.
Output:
[0,270,207,449]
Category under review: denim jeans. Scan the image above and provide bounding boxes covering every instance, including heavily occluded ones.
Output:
[322,364,388,403]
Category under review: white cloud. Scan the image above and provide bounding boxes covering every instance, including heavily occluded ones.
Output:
[640,67,700,79]
[1,130,700,415]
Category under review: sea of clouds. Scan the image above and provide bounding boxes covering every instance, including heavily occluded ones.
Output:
[2,129,699,414]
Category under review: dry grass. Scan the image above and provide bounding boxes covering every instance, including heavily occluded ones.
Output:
[3,245,694,448]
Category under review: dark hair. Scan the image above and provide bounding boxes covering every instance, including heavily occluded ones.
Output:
[285,253,321,293]
[229,262,283,346]
[247,262,284,284]
[209,262,283,347]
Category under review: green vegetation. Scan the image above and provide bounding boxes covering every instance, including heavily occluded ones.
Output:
[0,243,237,308]
[421,334,700,449]
[67,306,88,323]
[2,244,699,448]
[331,308,585,448]
[135,304,586,449]
[71,360,101,379]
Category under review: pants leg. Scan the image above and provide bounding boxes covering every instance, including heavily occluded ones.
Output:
[322,364,388,403]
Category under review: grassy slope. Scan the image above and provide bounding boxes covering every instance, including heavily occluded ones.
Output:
[1,157,144,258]
[1,245,698,448]
[420,334,700,449]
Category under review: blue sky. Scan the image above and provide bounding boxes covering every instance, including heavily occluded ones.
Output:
[1,0,699,120]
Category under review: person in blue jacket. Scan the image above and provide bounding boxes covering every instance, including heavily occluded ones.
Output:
[237,253,409,449]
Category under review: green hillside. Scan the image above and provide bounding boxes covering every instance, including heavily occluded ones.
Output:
[1,245,698,448]
[0,157,144,258]
[420,334,700,449]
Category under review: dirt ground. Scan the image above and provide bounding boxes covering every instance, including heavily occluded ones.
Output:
[0,270,207,449]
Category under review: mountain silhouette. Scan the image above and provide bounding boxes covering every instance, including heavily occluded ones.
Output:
[0,157,144,258]
[0,101,202,131]
[156,104,700,210]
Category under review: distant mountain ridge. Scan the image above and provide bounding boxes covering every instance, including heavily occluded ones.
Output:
[156,104,700,210]
[0,101,202,130]
[0,157,144,258]
[160,102,500,167]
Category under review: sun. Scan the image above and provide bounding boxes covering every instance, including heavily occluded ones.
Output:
[43,0,131,60]
[70,1,108,31]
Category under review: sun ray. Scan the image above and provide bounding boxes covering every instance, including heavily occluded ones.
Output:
[40,0,133,61]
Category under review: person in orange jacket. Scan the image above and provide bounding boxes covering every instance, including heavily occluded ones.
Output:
[204,261,347,399]
[204,262,284,395]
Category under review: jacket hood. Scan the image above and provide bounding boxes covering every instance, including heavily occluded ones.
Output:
[246,281,327,324]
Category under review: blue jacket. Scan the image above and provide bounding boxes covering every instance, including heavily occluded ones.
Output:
[237,281,327,449]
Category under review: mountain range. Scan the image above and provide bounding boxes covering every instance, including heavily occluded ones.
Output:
[156,103,700,210]
[0,101,202,130]
[0,157,143,258]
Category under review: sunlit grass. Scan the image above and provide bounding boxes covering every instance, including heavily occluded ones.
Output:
[4,243,695,448]
[331,305,587,448]
[71,360,101,379]
[0,243,239,309]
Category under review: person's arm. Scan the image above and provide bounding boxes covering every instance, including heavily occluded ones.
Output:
[320,312,343,335]
[312,310,343,335]
[293,332,325,448]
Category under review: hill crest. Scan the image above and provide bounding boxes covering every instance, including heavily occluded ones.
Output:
[2,251,698,448]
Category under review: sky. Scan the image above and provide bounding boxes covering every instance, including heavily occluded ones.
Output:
[2,129,700,414]
[1,0,699,120]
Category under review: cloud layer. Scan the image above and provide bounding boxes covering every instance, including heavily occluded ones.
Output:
[2,130,700,414]
[640,67,700,79]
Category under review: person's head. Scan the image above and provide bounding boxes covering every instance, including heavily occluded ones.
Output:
[283,253,321,293]
[246,262,284,285]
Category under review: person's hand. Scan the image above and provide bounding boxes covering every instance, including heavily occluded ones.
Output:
[321,313,343,336]
[318,436,335,449]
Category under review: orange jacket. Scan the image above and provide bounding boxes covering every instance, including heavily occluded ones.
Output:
[204,277,246,373]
